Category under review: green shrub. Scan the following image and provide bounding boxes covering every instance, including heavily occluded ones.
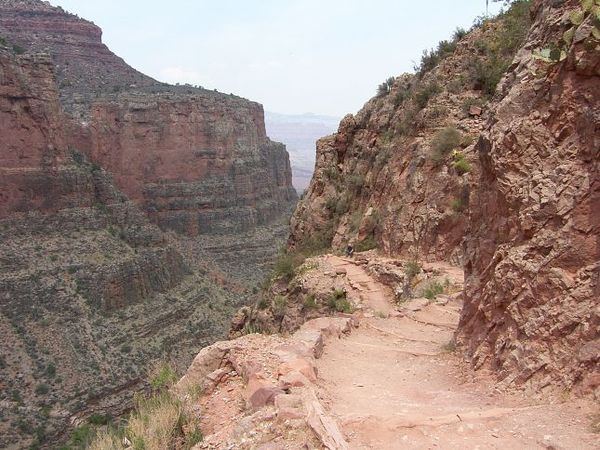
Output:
[241,322,264,335]
[347,174,365,196]
[150,363,178,391]
[120,344,132,353]
[452,151,472,175]
[414,82,441,109]
[12,44,25,54]
[376,77,395,97]
[422,281,445,300]
[257,296,269,309]
[273,252,296,282]
[327,289,353,313]
[453,157,471,175]
[469,0,532,96]
[431,127,462,163]
[450,197,466,213]
[404,261,421,280]
[68,424,93,447]
[443,338,457,352]
[273,295,288,319]
[0,36,6,46]
[46,363,56,378]
[35,384,49,395]
[453,27,467,41]
[88,414,111,426]
[303,294,318,309]
[354,236,377,252]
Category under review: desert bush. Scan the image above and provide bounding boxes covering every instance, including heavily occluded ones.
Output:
[376,77,395,97]
[414,82,441,109]
[88,414,111,426]
[327,289,353,313]
[303,294,318,309]
[273,252,297,282]
[453,27,467,41]
[149,363,178,391]
[404,260,421,280]
[354,236,377,252]
[422,281,445,300]
[12,44,25,54]
[272,295,288,319]
[126,392,185,450]
[35,384,49,395]
[469,0,531,96]
[430,127,462,163]
[349,210,363,232]
[450,197,467,212]
[453,155,472,175]
[347,174,365,196]
[241,322,265,335]
[88,431,122,450]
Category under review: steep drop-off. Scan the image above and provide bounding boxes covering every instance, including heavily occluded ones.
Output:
[0,1,297,448]
[0,46,242,449]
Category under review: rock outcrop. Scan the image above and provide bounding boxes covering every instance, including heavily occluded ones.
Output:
[287,15,525,262]
[458,0,600,394]
[288,0,599,394]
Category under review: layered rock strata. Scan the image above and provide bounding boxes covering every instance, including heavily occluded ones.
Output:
[0,46,242,449]
[0,0,297,237]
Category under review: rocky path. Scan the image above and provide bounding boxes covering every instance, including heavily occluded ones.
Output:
[315,256,598,449]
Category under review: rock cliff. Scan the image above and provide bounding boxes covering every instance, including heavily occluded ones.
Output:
[0,1,296,448]
[458,0,600,394]
[0,46,241,449]
[0,0,297,237]
[289,0,599,393]
[287,10,527,262]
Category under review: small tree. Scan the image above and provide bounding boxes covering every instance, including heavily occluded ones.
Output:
[376,77,395,97]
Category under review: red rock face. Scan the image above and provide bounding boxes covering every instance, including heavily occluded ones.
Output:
[67,94,295,235]
[0,49,70,217]
[0,0,297,235]
[458,0,600,393]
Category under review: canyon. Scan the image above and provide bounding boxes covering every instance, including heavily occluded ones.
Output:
[0,0,297,448]
[1,0,599,448]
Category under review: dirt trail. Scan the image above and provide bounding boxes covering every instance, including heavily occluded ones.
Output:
[316,255,598,449]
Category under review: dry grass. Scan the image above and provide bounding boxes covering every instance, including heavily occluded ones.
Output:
[126,393,184,450]
[88,430,122,450]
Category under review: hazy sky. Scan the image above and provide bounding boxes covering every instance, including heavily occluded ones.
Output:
[49,1,501,117]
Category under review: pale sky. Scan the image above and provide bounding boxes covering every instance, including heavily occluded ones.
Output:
[49,1,502,117]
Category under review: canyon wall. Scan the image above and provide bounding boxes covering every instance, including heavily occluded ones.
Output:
[0,46,242,449]
[289,0,599,393]
[0,1,296,448]
[0,0,297,238]
[458,0,600,394]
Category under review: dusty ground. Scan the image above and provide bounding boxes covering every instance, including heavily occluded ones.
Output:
[315,256,599,450]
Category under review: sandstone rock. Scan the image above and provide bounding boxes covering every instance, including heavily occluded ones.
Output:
[246,373,284,409]
[468,105,483,116]
[458,0,600,392]
[278,371,312,389]
[277,358,318,382]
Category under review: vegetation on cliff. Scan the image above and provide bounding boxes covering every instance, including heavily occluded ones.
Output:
[289,0,532,261]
